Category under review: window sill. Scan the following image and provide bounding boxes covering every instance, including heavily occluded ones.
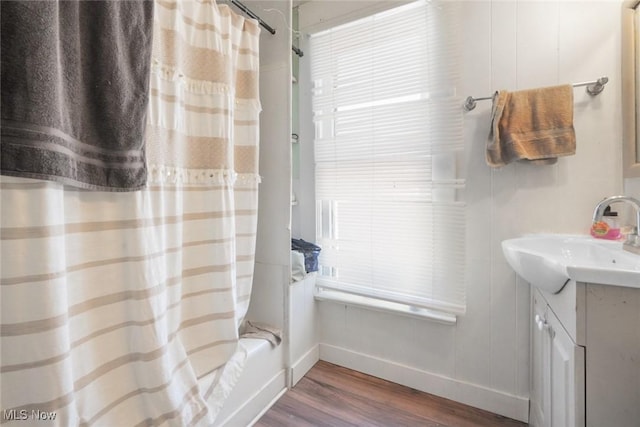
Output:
[314,288,457,325]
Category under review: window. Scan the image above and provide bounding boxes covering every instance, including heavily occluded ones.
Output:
[310,0,465,318]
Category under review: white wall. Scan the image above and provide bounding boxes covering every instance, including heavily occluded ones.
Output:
[298,0,624,422]
[625,177,640,198]
[245,0,292,335]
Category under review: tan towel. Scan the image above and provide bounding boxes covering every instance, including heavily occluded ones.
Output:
[486,85,576,167]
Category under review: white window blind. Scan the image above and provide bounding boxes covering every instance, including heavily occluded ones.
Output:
[310,0,466,316]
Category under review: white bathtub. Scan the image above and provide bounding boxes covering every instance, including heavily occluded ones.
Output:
[212,338,286,426]
[205,272,320,426]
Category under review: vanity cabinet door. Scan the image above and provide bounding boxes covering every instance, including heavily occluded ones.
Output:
[547,307,585,427]
[530,291,548,427]
[531,288,585,427]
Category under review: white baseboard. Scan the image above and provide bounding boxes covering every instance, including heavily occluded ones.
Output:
[291,344,320,386]
[319,343,529,423]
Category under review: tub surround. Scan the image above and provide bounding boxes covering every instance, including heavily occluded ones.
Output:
[231,0,293,424]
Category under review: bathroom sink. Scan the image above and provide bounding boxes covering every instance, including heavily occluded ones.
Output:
[502,234,640,293]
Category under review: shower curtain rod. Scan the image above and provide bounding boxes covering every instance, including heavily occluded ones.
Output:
[229,0,304,57]
[231,0,275,34]
[463,76,609,111]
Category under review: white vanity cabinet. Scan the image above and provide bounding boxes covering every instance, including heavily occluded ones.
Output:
[530,281,640,427]
[531,287,585,427]
[530,290,547,426]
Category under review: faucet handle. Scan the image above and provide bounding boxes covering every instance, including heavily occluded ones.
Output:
[623,233,640,254]
[624,226,639,245]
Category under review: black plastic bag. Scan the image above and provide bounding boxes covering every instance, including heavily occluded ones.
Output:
[291,238,321,273]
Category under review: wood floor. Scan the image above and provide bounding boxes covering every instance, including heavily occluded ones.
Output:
[255,361,527,427]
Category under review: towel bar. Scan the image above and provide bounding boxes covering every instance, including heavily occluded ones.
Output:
[463,76,609,111]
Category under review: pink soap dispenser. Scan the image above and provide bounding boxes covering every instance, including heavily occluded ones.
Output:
[590,206,622,240]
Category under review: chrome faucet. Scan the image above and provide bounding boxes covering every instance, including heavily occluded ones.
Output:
[592,195,640,255]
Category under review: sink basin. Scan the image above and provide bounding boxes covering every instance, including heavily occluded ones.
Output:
[502,234,640,293]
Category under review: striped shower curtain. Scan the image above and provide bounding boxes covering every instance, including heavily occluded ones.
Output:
[0,1,261,426]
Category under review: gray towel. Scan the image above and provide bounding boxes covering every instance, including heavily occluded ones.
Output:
[1,1,154,191]
[240,321,282,347]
